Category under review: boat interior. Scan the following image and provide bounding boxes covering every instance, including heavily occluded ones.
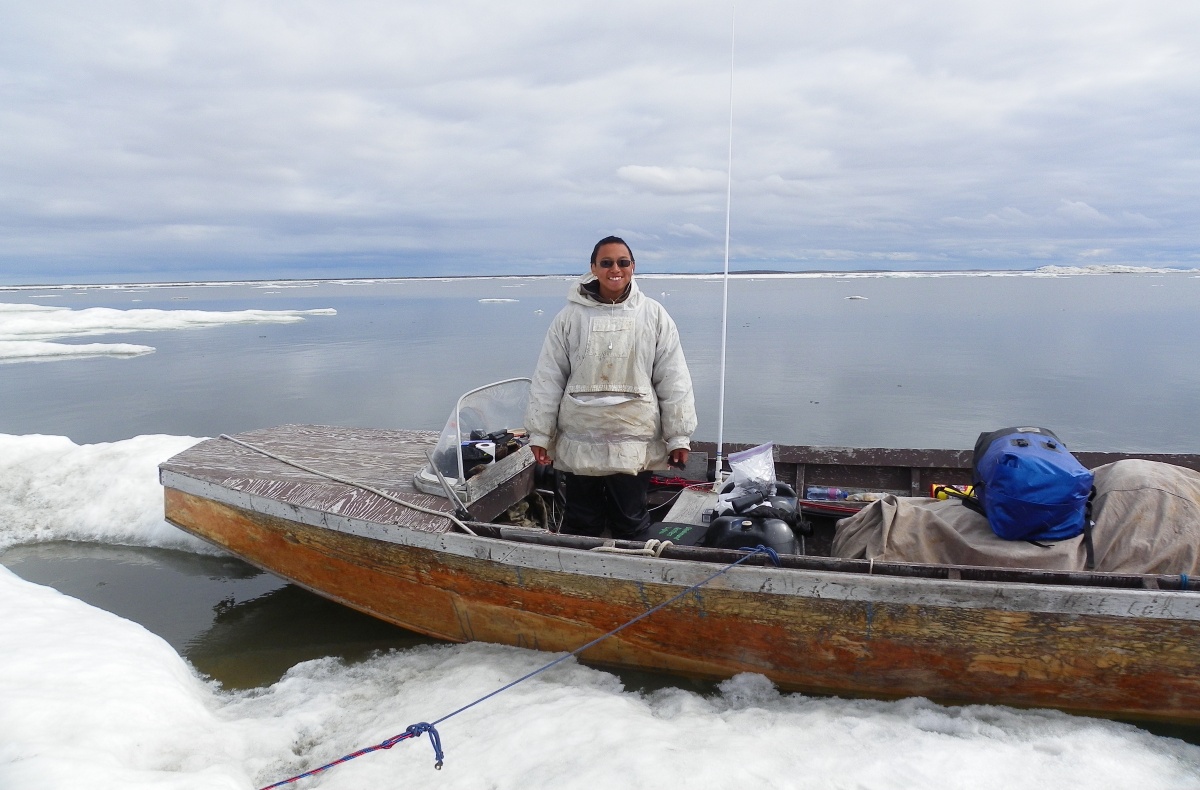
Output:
[397,379,1200,590]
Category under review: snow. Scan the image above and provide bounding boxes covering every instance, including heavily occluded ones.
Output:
[0,302,336,363]
[0,434,209,552]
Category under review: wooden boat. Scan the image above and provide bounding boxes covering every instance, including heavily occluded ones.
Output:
[159,423,1200,726]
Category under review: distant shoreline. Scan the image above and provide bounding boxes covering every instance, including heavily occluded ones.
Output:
[1,264,1195,291]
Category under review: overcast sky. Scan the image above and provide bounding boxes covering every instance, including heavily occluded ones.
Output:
[2,0,1198,283]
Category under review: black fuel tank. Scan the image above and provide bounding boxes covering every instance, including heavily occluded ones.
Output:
[703,515,799,555]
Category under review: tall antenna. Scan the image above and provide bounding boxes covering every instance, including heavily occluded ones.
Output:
[714,8,735,488]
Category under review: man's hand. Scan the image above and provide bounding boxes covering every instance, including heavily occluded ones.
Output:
[668,448,689,469]
[531,445,552,466]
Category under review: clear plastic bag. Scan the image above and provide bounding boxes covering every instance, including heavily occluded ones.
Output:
[726,442,777,499]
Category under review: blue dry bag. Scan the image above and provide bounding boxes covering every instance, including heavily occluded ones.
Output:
[971,427,1094,542]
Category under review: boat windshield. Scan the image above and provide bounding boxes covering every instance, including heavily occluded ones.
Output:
[428,378,532,482]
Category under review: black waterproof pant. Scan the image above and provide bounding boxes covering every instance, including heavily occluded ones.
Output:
[561,471,652,539]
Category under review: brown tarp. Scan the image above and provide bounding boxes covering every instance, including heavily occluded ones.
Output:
[831,460,1200,574]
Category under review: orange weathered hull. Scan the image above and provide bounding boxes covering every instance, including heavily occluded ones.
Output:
[163,485,1200,724]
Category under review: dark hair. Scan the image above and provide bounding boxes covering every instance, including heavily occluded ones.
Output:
[590,236,634,267]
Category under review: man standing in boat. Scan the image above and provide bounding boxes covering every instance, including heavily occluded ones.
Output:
[525,236,697,538]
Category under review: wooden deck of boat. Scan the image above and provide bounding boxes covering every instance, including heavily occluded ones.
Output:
[159,425,458,533]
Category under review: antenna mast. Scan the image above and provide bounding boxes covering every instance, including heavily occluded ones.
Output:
[714,9,735,487]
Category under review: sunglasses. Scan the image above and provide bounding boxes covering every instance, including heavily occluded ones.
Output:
[597,259,632,269]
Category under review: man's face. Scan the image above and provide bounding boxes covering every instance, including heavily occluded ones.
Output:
[590,242,635,301]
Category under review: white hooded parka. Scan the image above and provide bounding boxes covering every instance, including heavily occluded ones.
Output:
[524,275,697,476]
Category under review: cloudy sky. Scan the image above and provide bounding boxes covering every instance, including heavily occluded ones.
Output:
[2,0,1198,283]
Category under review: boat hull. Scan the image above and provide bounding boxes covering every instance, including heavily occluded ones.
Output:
[164,486,1200,724]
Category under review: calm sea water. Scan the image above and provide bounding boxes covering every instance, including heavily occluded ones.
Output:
[2,273,1200,782]
[4,271,1200,451]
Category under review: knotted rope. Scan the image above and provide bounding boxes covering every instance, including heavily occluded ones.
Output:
[589,538,675,557]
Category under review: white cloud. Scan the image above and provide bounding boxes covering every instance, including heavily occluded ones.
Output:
[941,208,1037,229]
[1120,212,1164,229]
[617,166,727,195]
[1057,200,1111,224]
[667,223,717,239]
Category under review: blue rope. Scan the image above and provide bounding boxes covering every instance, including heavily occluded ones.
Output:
[258,544,781,788]
[405,723,444,768]
[1182,573,1189,590]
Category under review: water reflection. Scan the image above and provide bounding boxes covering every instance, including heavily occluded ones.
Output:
[186,582,438,689]
[0,542,434,689]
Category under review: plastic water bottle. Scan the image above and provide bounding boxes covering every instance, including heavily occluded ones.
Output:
[805,486,849,501]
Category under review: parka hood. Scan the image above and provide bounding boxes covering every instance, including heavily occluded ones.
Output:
[568,272,643,308]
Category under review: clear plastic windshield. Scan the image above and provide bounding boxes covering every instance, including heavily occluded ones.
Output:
[428,378,532,482]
